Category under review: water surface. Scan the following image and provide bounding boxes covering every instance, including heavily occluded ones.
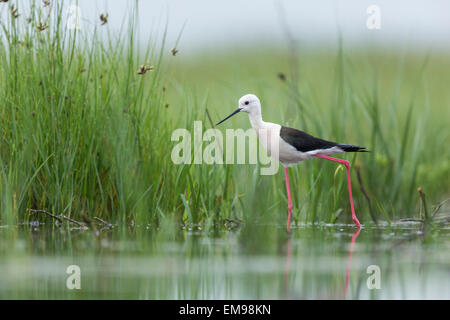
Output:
[0,221,448,299]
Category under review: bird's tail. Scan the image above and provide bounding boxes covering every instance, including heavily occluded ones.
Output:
[338,144,369,152]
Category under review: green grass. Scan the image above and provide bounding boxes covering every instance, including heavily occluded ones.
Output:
[1,1,449,231]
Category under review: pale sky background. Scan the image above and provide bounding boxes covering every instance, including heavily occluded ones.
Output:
[2,0,450,53]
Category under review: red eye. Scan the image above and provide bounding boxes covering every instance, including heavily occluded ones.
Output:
[245,101,249,105]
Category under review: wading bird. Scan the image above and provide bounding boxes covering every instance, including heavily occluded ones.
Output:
[217,94,366,232]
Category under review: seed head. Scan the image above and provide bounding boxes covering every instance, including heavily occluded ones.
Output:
[137,64,153,75]
[100,13,108,25]
[37,22,48,32]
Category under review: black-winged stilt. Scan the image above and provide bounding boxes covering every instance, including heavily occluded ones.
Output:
[217,94,366,231]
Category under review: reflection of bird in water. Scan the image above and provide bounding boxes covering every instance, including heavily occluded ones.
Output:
[345,228,361,299]
[283,228,361,299]
[283,237,292,298]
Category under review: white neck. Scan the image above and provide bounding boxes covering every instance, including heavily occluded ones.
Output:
[247,107,264,129]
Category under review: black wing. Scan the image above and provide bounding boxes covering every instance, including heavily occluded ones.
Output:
[280,126,367,153]
[280,126,338,152]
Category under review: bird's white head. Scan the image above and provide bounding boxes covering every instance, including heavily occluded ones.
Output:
[238,94,261,114]
[216,94,262,126]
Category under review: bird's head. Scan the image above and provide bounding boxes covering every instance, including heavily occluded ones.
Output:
[238,94,261,113]
[216,94,261,125]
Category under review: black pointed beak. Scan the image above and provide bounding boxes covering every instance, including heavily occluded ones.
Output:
[216,108,242,126]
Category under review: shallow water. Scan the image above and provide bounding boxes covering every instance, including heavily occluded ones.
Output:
[0,220,449,299]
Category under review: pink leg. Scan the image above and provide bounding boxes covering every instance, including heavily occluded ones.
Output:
[314,154,361,228]
[284,167,293,232]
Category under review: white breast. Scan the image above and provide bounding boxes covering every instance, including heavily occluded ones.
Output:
[253,122,280,157]
[253,122,321,166]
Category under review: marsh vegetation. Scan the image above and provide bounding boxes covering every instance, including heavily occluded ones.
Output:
[0,1,449,299]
